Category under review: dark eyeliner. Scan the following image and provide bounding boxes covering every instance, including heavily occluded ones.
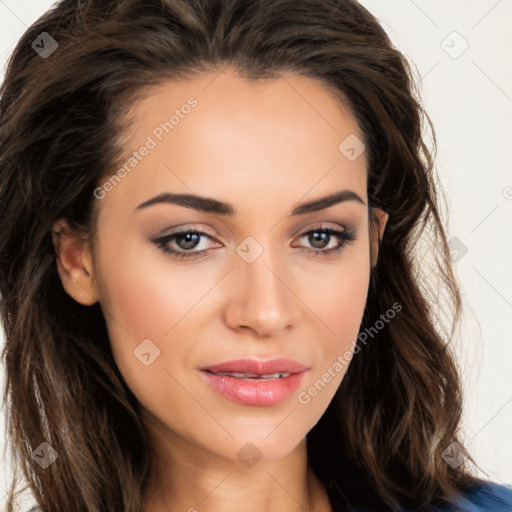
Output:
[294,225,356,258]
[151,224,357,260]
[151,228,216,259]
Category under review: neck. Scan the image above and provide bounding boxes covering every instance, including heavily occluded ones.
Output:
[141,413,332,512]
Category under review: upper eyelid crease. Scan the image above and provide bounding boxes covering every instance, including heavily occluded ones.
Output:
[135,189,365,215]
[153,224,355,251]
[153,222,354,242]
[153,225,355,260]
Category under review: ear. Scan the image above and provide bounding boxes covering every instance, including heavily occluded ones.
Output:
[52,220,99,305]
[370,208,388,268]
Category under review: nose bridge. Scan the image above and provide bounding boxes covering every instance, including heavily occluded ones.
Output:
[228,234,297,335]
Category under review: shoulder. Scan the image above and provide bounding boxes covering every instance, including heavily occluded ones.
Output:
[447,480,512,511]
[330,480,512,512]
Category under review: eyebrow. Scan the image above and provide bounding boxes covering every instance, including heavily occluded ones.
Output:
[135,189,365,216]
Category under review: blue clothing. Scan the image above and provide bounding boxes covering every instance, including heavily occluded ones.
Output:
[330,481,512,511]
[447,481,512,511]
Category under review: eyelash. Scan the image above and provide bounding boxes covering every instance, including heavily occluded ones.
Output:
[152,224,356,260]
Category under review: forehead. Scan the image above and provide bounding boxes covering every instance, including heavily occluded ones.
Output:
[98,69,367,221]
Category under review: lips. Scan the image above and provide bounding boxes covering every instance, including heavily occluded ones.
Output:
[210,371,291,379]
[201,358,308,375]
[199,358,309,406]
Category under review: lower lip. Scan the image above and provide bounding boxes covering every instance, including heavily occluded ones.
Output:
[200,370,307,406]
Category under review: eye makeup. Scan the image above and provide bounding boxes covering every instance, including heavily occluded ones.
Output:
[150,223,357,261]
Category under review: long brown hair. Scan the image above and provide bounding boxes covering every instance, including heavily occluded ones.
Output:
[0,0,481,510]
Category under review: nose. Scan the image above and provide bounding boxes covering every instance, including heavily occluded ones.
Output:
[224,245,299,338]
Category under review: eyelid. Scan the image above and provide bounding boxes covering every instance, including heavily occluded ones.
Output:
[153,221,353,242]
[151,221,357,259]
[152,224,219,240]
[298,221,354,235]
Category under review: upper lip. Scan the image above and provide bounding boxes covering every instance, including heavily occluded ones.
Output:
[200,358,309,375]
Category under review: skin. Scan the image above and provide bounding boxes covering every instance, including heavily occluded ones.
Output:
[53,68,387,512]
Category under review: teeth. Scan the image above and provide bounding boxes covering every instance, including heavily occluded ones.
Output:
[214,372,291,379]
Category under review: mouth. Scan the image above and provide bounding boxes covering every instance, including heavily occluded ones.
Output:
[203,370,292,380]
[199,358,309,406]
[200,357,308,375]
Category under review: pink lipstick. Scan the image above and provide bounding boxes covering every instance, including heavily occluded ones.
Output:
[199,358,309,406]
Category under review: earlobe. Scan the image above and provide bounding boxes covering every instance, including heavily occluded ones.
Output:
[52,220,99,305]
[370,208,388,268]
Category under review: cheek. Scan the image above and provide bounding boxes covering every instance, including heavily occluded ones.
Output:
[93,240,213,425]
[294,247,370,416]
[92,236,211,374]
[302,235,370,387]
[308,236,370,340]
[96,225,222,325]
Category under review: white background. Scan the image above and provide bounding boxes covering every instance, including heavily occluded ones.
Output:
[1,0,511,507]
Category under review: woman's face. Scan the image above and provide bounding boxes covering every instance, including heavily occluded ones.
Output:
[76,69,378,463]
